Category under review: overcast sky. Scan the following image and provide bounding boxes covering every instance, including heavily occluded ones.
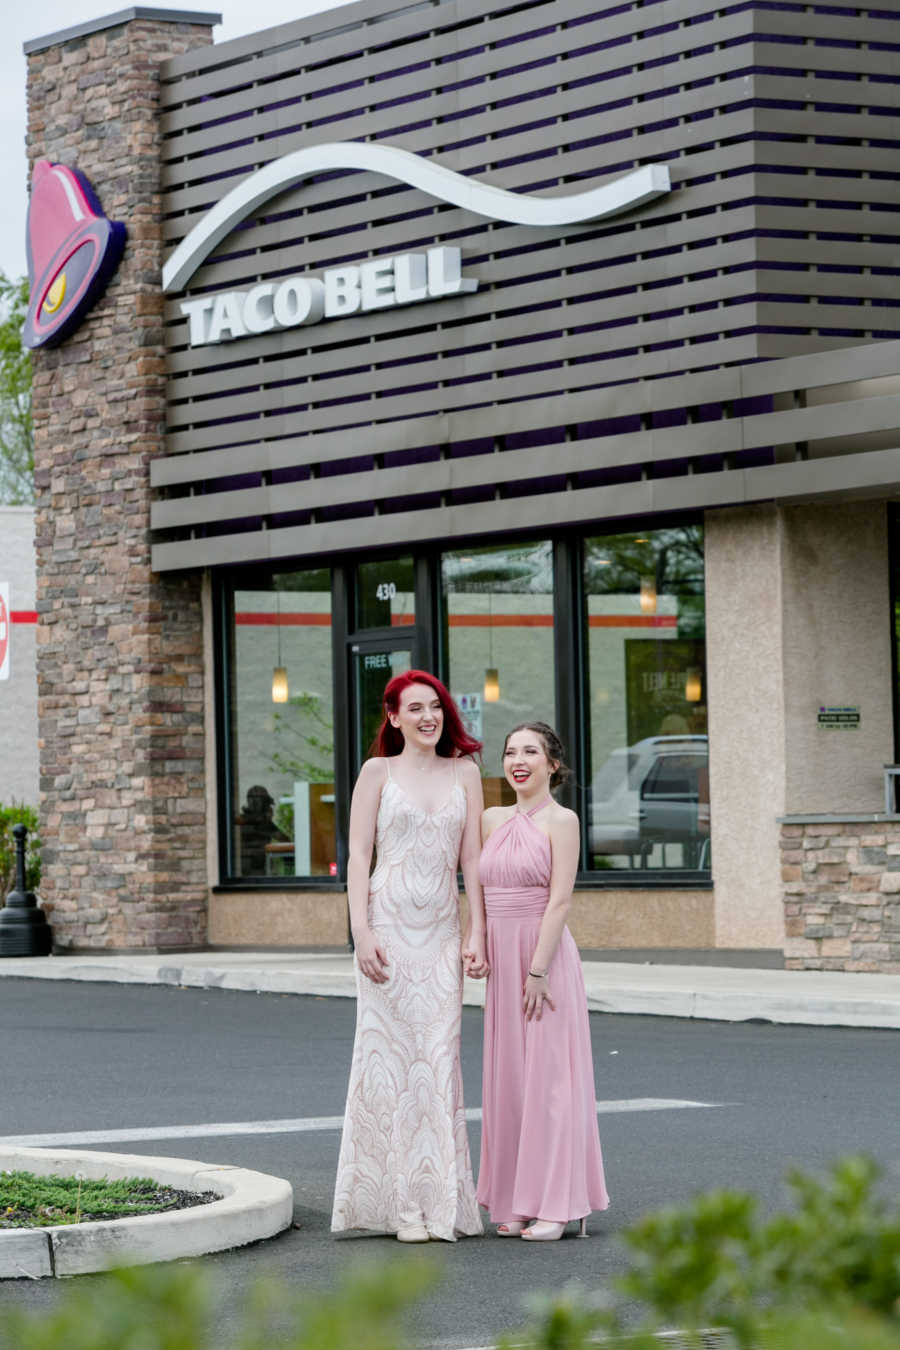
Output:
[2,0,357,285]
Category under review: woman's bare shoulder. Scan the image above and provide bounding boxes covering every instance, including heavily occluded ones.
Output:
[456,754,482,782]
[548,801,580,832]
[358,756,390,784]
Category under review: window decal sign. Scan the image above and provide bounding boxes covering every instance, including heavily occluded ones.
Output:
[162,140,671,293]
[22,161,126,350]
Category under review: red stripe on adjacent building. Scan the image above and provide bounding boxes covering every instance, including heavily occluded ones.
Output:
[235,611,677,628]
[235,612,331,626]
[11,611,37,623]
[588,615,677,628]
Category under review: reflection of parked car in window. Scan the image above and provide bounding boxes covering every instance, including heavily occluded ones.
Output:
[589,736,709,866]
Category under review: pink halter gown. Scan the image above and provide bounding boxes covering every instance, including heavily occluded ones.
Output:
[477,801,610,1225]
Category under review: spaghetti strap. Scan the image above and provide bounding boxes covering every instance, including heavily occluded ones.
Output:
[385,757,393,780]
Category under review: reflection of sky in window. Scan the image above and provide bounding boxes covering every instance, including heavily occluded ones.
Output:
[442,540,553,594]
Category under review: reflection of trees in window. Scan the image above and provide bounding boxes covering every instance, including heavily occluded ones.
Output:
[269,689,333,785]
[585,525,705,637]
[267,689,334,841]
[584,524,703,594]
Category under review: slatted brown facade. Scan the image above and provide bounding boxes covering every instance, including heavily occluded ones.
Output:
[153,0,900,571]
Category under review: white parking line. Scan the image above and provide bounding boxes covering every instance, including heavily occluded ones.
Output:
[0,1098,721,1149]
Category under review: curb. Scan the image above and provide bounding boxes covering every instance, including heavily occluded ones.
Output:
[581,986,900,1029]
[0,1146,293,1279]
[0,955,898,1030]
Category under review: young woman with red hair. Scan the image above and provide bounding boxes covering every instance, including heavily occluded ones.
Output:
[331,670,488,1243]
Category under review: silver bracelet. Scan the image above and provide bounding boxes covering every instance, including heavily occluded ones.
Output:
[528,969,546,979]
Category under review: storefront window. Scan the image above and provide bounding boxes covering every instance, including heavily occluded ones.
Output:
[442,541,555,806]
[219,522,709,887]
[356,555,415,629]
[584,526,709,875]
[229,567,336,878]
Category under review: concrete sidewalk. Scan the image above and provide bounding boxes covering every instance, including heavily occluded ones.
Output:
[0,950,897,1029]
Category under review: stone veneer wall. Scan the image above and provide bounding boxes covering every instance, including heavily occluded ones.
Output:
[781,820,900,972]
[26,13,216,949]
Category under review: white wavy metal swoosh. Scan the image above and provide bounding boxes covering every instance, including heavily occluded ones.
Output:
[162,141,671,292]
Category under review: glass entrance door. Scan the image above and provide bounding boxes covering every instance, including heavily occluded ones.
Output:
[352,640,414,773]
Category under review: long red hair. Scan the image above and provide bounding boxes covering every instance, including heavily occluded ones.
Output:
[371,669,482,759]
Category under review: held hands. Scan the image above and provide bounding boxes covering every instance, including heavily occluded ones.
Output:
[523,972,556,1021]
[354,927,389,984]
[462,932,490,980]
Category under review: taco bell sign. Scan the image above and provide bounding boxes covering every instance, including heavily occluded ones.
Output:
[179,246,477,347]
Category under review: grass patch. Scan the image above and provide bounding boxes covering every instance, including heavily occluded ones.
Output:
[0,1170,217,1228]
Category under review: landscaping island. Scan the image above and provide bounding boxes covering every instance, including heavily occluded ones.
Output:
[0,1146,293,1278]
[1,1170,217,1229]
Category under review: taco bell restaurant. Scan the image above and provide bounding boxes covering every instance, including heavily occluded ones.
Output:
[23,0,900,971]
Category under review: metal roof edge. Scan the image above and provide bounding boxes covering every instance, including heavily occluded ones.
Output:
[24,7,220,55]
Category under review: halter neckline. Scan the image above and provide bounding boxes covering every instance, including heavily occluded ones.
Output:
[517,795,552,818]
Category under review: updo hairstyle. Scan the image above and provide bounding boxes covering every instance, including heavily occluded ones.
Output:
[503,721,572,790]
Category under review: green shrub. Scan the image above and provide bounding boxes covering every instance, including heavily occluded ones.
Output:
[506,1155,900,1350]
[1,1156,897,1350]
[0,1256,437,1350]
[0,802,40,899]
[617,1154,900,1344]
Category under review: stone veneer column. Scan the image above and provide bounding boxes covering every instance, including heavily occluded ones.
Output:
[26,11,218,949]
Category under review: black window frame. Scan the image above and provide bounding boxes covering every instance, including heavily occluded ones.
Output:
[211,516,711,891]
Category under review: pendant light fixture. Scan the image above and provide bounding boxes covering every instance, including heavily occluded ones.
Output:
[272,586,288,704]
[484,592,500,702]
[639,575,657,615]
[685,667,703,703]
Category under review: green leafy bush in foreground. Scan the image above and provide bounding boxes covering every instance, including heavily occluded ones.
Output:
[2,1156,898,1350]
[0,1258,436,1350]
[616,1153,900,1346]
[0,802,40,898]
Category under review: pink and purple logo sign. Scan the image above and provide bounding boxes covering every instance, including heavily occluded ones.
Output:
[22,161,126,350]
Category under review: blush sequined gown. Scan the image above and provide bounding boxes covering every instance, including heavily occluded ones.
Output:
[331,758,482,1240]
[476,801,610,1225]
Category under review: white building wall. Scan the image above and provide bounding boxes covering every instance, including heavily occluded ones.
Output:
[0,507,38,805]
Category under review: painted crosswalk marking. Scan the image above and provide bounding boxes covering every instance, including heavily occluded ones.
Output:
[0,1099,721,1149]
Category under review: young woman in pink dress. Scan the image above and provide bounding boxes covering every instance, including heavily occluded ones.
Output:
[332,670,489,1243]
[477,722,610,1241]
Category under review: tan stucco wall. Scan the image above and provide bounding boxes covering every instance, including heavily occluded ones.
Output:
[209,887,713,949]
[705,500,893,949]
[566,889,714,948]
[208,890,349,946]
[780,502,892,812]
[705,505,787,947]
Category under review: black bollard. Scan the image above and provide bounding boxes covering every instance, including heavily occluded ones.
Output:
[0,824,52,957]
